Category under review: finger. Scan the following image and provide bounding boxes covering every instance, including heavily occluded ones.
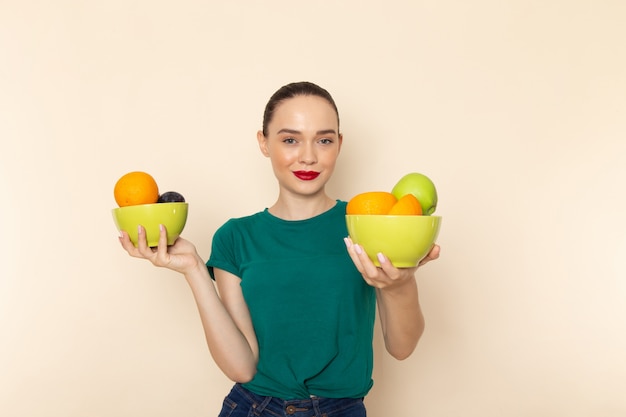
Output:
[345,238,379,283]
[119,230,141,256]
[118,230,131,249]
[354,245,382,279]
[375,252,393,273]
[418,244,441,266]
[135,225,156,258]
[345,238,386,287]
[154,224,170,260]
[377,253,405,277]
[343,237,365,272]
[429,244,441,259]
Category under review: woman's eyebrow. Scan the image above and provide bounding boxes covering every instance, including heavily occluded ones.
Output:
[276,128,301,135]
[276,128,337,135]
[317,129,337,135]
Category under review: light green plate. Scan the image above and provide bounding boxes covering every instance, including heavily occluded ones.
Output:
[112,202,188,247]
[346,215,441,267]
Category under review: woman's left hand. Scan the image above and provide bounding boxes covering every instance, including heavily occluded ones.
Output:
[344,237,440,289]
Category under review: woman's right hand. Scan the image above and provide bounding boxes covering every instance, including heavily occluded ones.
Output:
[118,224,205,275]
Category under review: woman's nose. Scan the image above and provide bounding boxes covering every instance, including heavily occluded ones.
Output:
[299,143,317,164]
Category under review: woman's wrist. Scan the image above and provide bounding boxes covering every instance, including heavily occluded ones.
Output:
[185,255,208,277]
[378,274,418,297]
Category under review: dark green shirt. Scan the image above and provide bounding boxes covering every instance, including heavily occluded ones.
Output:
[207,201,376,399]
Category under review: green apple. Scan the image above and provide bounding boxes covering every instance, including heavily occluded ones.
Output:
[391,173,438,215]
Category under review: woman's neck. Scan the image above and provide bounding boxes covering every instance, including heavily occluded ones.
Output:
[268,193,336,221]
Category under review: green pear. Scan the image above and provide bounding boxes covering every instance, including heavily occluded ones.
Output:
[391,173,438,215]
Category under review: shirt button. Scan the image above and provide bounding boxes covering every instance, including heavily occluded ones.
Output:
[286,405,297,414]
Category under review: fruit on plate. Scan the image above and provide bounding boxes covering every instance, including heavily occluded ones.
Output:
[346,191,423,216]
[391,172,438,215]
[346,191,397,215]
[112,172,189,247]
[158,191,186,203]
[345,172,440,267]
[388,193,422,215]
[113,171,187,207]
[114,171,159,207]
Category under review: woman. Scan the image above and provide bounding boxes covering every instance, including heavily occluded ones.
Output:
[119,81,440,416]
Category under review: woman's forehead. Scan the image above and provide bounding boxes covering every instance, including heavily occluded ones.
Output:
[269,95,339,130]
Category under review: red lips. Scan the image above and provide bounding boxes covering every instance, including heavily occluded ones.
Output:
[293,171,320,181]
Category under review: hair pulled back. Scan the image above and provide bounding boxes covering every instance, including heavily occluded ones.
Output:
[262,81,340,136]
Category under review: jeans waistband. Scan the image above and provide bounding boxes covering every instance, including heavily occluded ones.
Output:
[232,383,365,416]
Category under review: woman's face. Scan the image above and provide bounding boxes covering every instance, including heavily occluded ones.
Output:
[258,95,342,198]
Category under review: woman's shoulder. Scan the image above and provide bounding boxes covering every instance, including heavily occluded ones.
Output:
[215,210,267,232]
[330,199,347,215]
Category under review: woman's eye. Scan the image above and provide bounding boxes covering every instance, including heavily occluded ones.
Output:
[283,138,297,144]
[319,138,333,144]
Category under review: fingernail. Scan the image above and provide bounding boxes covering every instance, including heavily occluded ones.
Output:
[377,253,386,264]
[354,244,363,255]
[159,224,164,232]
[343,237,350,247]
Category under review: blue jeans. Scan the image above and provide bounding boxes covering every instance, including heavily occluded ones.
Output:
[217,383,367,417]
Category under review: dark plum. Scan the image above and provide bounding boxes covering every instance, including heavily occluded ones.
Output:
[157,191,186,203]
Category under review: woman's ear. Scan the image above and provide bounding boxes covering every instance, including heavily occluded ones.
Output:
[337,133,343,154]
[257,130,270,157]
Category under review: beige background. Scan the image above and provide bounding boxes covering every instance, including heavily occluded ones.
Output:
[2,1,625,416]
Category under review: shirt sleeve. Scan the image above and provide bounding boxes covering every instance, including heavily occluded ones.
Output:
[206,219,241,280]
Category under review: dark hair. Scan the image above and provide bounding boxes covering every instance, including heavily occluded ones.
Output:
[262,81,340,136]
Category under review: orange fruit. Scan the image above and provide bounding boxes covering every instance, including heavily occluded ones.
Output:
[346,191,397,215]
[114,171,159,207]
[388,193,423,215]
